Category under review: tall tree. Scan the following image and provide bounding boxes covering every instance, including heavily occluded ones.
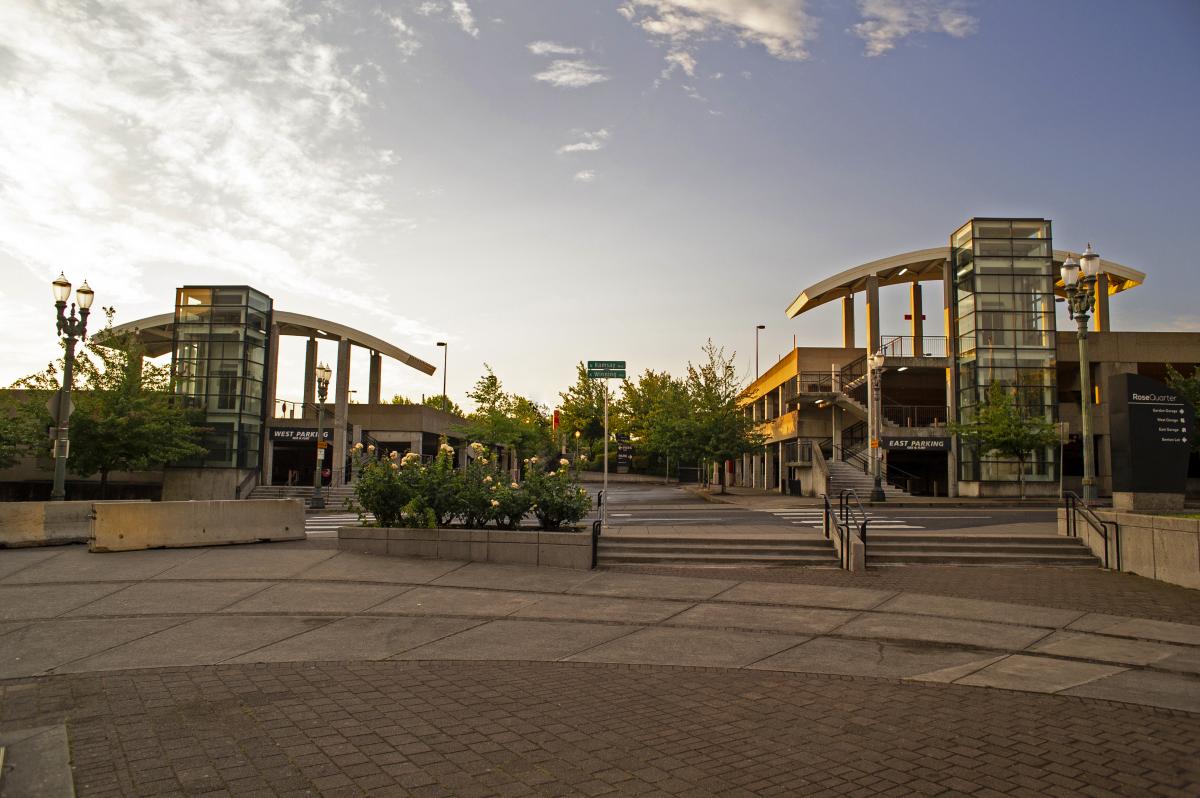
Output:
[684,340,765,493]
[458,365,551,460]
[11,309,208,496]
[1166,365,1200,452]
[558,362,607,450]
[617,369,693,470]
[391,393,465,416]
[950,381,1060,499]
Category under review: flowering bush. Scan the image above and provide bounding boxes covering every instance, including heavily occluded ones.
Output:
[523,456,592,531]
[349,441,588,530]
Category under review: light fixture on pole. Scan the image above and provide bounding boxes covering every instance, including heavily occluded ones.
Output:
[755,324,766,378]
[868,351,887,502]
[49,273,94,501]
[310,361,332,509]
[436,342,448,413]
[1061,244,1102,501]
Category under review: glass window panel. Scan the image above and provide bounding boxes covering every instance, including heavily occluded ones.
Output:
[1011,221,1049,239]
[210,326,245,341]
[178,288,212,306]
[973,258,1011,274]
[211,307,244,325]
[213,288,247,305]
[958,333,976,354]
[1012,274,1052,293]
[1012,258,1052,275]
[975,240,1012,257]
[976,274,1014,293]
[957,314,975,337]
[952,224,973,249]
[1012,239,1050,257]
[974,220,1011,238]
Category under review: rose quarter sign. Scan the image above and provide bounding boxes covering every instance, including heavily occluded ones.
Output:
[1108,373,1195,495]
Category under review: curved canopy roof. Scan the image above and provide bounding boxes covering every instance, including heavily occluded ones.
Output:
[785,247,1146,318]
[108,311,436,375]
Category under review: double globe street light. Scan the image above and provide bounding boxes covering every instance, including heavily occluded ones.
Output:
[1061,243,1102,501]
[310,361,333,509]
[50,273,95,501]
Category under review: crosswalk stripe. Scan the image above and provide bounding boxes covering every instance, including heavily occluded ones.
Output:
[759,507,925,530]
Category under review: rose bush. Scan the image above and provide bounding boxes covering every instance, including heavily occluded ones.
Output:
[523,456,592,531]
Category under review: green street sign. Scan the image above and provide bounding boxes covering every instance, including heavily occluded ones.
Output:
[588,369,625,379]
[587,360,625,370]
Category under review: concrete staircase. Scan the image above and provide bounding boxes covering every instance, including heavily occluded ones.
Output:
[865,534,1101,566]
[597,535,839,566]
[248,484,357,510]
[826,459,910,500]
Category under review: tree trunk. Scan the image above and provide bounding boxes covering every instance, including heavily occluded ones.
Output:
[1017,456,1025,500]
[100,467,109,500]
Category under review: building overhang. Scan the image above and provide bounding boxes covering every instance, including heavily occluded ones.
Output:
[785,247,1146,318]
[106,310,437,375]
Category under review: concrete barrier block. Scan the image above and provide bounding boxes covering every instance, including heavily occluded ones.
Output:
[538,531,588,546]
[487,541,538,565]
[489,530,539,545]
[1153,515,1200,533]
[848,537,865,572]
[1118,524,1156,580]
[1153,528,1200,590]
[90,500,304,552]
[2,501,147,548]
[340,537,387,555]
[387,539,438,557]
[389,528,439,541]
[337,526,386,540]
[438,539,472,560]
[538,543,591,570]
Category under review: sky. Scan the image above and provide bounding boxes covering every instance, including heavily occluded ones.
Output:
[1,0,1198,412]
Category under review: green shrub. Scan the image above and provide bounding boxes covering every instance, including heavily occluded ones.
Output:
[456,443,498,528]
[524,455,591,530]
[492,476,533,529]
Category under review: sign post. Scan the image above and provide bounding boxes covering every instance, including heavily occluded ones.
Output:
[587,361,626,528]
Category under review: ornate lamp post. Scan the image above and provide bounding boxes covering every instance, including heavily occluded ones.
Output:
[50,273,94,501]
[310,361,332,509]
[755,324,765,378]
[436,341,448,413]
[1061,244,1102,501]
[868,351,887,502]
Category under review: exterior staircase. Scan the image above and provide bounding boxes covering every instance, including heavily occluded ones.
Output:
[248,484,357,510]
[826,459,910,500]
[865,534,1101,566]
[597,535,839,566]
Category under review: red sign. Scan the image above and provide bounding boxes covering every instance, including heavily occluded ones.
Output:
[552,409,560,431]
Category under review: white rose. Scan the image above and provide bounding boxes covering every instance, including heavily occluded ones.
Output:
[484,475,492,483]
[490,499,500,507]
[559,458,569,466]
[510,482,519,489]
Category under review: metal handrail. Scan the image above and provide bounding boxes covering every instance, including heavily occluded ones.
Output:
[839,355,868,389]
[831,442,923,495]
[878,335,949,358]
[1064,491,1120,569]
[821,493,849,569]
[839,488,869,550]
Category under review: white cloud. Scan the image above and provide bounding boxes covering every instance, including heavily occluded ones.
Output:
[0,0,414,318]
[573,170,597,182]
[412,1,478,37]
[852,0,978,56]
[533,60,609,88]
[527,40,583,56]
[382,12,422,58]
[619,0,817,67]
[556,129,611,155]
[449,1,479,37]
[663,50,697,77]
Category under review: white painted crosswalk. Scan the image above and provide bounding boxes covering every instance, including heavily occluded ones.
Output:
[757,508,925,530]
[305,513,373,536]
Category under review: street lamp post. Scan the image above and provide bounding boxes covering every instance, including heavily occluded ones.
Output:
[49,273,94,502]
[436,342,448,413]
[310,362,332,509]
[868,351,887,502]
[1061,244,1102,501]
[755,324,766,378]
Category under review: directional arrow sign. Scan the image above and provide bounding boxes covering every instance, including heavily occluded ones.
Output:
[587,360,625,370]
[587,369,625,379]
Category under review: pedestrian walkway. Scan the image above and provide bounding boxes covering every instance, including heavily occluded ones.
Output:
[758,506,926,530]
[1,542,1197,796]
[304,512,371,536]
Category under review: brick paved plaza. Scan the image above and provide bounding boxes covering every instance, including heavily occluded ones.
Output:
[1,541,1198,796]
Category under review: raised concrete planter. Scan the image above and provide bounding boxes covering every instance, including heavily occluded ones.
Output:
[1059,508,1200,589]
[0,500,147,548]
[338,526,594,570]
[90,499,305,552]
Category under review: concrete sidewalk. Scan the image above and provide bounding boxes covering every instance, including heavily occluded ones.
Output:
[2,542,1198,797]
[2,543,1198,714]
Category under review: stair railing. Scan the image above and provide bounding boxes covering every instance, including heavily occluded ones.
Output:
[1064,491,1119,570]
[839,489,869,550]
[839,355,868,390]
[821,493,850,569]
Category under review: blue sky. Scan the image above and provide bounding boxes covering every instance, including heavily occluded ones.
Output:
[1,0,1198,409]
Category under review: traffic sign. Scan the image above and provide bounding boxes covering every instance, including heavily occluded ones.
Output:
[587,360,625,370]
[587,369,625,379]
[46,393,74,424]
